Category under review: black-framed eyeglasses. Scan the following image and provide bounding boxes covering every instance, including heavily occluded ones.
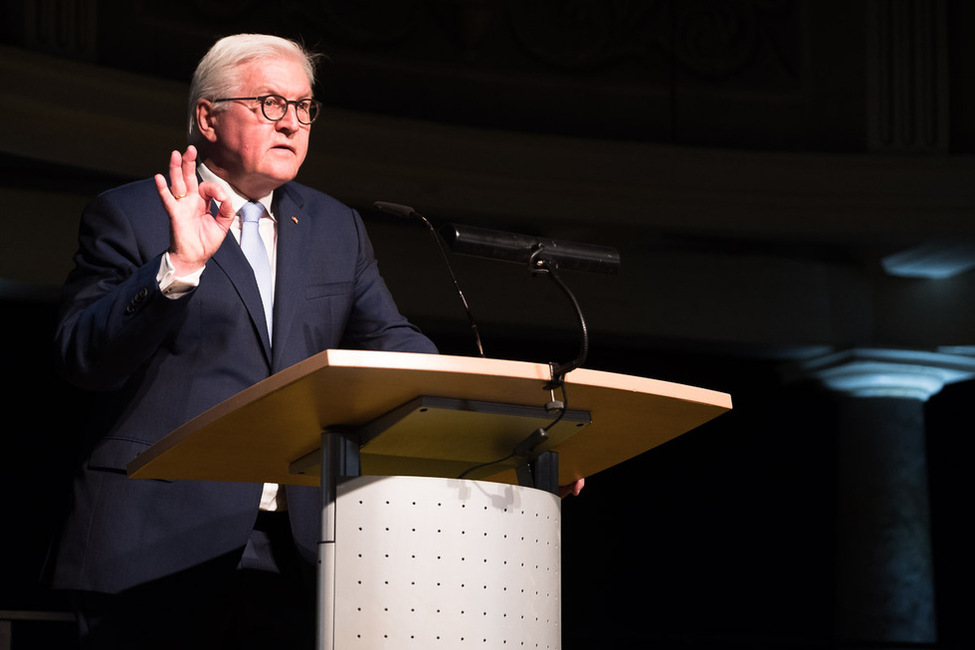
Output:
[211,94,322,125]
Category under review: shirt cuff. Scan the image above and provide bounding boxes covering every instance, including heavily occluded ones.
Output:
[157,252,204,299]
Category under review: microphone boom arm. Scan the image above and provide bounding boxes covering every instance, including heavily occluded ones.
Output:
[529,245,589,388]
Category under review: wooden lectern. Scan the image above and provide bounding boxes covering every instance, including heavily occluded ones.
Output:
[128,349,731,649]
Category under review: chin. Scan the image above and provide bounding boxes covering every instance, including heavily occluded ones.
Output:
[264,165,300,184]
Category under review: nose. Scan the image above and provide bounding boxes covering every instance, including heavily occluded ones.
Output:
[276,104,301,131]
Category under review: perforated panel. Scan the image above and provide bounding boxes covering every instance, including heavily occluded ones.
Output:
[334,476,562,649]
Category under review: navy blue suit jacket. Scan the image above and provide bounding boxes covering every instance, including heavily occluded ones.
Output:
[52,177,437,594]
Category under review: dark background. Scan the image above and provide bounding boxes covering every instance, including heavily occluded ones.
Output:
[2,1,975,648]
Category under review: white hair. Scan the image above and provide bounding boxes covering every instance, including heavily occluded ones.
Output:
[187,34,321,143]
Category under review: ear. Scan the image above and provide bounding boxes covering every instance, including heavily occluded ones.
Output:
[195,99,219,143]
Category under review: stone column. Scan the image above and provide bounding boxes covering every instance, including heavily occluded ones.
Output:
[792,348,975,645]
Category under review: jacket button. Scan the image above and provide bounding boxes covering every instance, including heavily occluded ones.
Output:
[125,287,151,314]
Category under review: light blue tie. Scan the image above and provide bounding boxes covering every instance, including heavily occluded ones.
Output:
[239,201,273,339]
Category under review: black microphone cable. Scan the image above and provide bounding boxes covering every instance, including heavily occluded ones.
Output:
[456,382,568,481]
[373,201,485,357]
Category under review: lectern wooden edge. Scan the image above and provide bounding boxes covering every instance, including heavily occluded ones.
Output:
[127,349,732,649]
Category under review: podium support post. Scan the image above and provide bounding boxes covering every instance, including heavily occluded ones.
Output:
[317,427,360,650]
[515,450,559,495]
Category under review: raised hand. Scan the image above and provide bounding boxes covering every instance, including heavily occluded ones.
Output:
[154,145,237,276]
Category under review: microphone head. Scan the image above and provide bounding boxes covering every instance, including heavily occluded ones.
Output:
[373,201,417,219]
[439,223,621,275]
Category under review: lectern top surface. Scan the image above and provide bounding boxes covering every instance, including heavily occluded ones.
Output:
[127,349,732,486]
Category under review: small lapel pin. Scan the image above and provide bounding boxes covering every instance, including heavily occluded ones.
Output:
[291,216,299,224]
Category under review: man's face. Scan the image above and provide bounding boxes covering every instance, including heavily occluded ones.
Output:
[200,56,313,199]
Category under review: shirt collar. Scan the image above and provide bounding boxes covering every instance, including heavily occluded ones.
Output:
[197,163,276,221]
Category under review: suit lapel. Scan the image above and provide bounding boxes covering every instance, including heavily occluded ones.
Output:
[270,183,309,372]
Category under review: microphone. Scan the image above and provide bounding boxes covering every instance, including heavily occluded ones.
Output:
[373,201,486,357]
[438,223,621,275]
[373,201,417,220]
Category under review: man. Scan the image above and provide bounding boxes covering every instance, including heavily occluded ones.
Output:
[52,33,437,649]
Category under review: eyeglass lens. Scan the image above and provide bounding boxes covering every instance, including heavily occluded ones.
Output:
[261,95,319,124]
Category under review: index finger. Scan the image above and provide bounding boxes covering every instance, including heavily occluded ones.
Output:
[154,173,179,213]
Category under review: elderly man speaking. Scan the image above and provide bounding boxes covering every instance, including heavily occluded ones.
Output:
[52,33,437,649]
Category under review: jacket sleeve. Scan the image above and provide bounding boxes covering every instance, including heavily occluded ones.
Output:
[340,207,439,355]
[54,185,193,391]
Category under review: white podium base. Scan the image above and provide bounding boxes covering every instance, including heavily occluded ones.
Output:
[331,475,562,649]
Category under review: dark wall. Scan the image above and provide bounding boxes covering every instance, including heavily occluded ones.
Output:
[6,1,971,153]
[2,299,83,612]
